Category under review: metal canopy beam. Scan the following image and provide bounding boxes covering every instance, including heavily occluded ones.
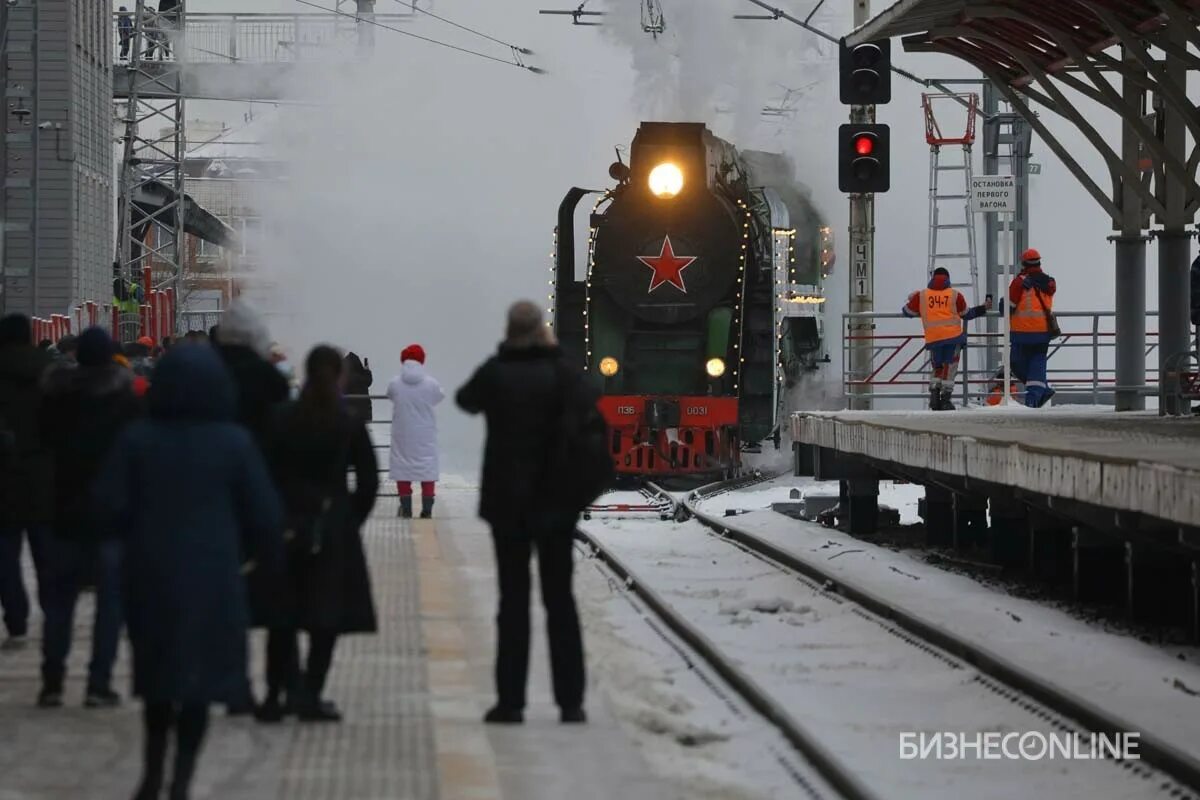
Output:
[852,2,1200,228]
[851,0,1200,414]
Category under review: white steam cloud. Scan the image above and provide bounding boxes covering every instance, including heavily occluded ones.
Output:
[600,0,848,405]
[240,6,639,477]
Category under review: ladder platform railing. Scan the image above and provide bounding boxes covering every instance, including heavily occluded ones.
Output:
[112,11,412,65]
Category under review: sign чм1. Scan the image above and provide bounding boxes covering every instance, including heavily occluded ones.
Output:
[969,175,1016,214]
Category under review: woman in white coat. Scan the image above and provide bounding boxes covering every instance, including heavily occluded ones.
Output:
[387,344,445,518]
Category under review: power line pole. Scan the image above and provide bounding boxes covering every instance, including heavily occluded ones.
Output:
[847,0,874,410]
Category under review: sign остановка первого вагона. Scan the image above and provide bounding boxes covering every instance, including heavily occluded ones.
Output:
[969,175,1016,214]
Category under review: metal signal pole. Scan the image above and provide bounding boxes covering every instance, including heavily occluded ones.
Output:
[848,0,874,410]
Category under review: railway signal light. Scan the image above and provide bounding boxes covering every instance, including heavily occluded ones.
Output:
[840,40,892,105]
[839,124,890,194]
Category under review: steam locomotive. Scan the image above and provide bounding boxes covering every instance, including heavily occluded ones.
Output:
[553,122,833,478]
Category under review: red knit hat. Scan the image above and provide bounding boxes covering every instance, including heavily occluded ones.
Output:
[401,344,425,364]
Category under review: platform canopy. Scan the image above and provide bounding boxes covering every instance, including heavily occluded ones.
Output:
[847,0,1194,87]
[846,0,1200,225]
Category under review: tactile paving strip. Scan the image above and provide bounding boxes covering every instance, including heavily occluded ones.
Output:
[278,508,440,800]
[0,506,439,800]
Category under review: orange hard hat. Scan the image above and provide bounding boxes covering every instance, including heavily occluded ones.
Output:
[136,335,154,348]
[1020,248,1041,266]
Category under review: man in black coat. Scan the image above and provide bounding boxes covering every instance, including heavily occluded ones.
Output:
[0,314,55,650]
[38,328,141,707]
[456,301,590,725]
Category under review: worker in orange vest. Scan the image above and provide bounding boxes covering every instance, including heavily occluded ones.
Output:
[1008,248,1057,408]
[902,267,991,410]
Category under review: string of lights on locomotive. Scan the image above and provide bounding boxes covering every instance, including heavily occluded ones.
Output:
[552,122,833,477]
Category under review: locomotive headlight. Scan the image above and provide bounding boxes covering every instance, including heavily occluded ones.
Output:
[599,357,620,377]
[706,358,726,378]
[648,162,684,199]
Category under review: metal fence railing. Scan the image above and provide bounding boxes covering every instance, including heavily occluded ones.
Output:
[113,11,412,65]
[842,311,1160,406]
[178,310,224,334]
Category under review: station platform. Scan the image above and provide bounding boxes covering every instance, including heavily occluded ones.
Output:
[792,408,1200,532]
[0,492,673,800]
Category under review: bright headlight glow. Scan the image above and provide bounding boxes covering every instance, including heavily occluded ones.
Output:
[599,357,620,377]
[648,163,684,198]
[706,358,726,378]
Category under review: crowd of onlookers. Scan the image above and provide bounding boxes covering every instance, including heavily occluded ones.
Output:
[0,298,601,799]
[0,300,386,800]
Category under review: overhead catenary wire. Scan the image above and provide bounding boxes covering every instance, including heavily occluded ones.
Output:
[397,0,534,56]
[737,0,982,116]
[293,0,544,73]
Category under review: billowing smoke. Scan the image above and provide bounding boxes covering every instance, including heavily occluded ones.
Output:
[601,0,848,409]
[243,5,640,478]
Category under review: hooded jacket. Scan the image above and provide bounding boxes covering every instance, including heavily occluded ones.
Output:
[93,346,283,703]
[386,360,445,482]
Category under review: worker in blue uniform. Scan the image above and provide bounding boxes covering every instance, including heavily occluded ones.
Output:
[1008,248,1057,408]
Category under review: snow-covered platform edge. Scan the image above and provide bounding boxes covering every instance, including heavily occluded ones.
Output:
[791,410,1200,529]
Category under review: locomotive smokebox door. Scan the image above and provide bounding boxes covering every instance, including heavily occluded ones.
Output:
[593,196,739,327]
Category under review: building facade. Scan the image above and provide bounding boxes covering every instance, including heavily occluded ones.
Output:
[0,0,114,318]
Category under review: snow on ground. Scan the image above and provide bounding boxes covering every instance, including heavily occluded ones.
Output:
[704,476,923,525]
[696,474,1200,767]
[572,542,833,800]
[580,514,1187,800]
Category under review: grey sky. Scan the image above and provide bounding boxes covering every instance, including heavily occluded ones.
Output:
[115,0,1180,466]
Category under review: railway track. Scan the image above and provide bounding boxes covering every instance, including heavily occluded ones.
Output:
[576,474,1200,800]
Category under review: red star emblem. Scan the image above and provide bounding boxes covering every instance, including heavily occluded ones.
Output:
[637,235,698,293]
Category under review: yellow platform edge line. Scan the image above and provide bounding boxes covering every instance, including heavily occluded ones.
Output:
[412,518,503,800]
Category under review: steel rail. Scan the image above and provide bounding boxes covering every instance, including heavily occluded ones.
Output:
[680,476,1200,793]
[574,510,878,800]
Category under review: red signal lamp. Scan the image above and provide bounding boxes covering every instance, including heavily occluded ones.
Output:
[854,134,875,156]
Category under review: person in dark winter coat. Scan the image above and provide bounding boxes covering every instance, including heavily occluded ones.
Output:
[343,351,373,424]
[211,300,289,714]
[456,301,590,725]
[117,6,133,60]
[37,328,141,708]
[214,300,289,448]
[0,313,55,650]
[258,345,379,723]
[92,345,283,800]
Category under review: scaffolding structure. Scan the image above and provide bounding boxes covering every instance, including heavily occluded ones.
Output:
[923,92,980,306]
[115,0,186,343]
